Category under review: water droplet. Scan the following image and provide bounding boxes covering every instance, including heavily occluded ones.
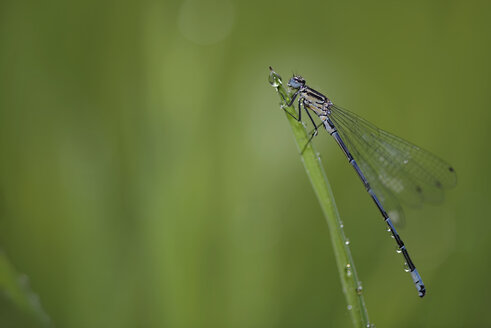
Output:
[366,324,376,328]
[386,227,391,232]
[395,246,402,254]
[403,262,411,272]
[403,159,408,164]
[356,282,363,295]
[345,264,352,277]
[339,220,344,228]
[347,304,352,311]
[269,68,283,88]
[345,239,350,246]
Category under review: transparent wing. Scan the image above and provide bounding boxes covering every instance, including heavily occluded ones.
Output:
[358,154,407,226]
[329,104,456,209]
[335,120,406,226]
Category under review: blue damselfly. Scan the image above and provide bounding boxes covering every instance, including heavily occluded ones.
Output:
[269,67,456,297]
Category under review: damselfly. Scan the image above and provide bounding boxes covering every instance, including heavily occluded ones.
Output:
[270,67,456,297]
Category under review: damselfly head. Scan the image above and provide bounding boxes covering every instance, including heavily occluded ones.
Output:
[288,75,305,89]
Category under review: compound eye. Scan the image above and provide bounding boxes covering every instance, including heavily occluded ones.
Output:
[288,76,305,89]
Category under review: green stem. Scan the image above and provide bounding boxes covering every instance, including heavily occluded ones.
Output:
[268,67,371,328]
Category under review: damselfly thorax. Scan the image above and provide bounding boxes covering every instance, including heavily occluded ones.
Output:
[299,87,333,117]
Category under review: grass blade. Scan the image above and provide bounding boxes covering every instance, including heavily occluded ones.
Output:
[268,67,371,328]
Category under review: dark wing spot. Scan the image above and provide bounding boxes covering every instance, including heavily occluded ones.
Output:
[435,181,442,188]
[449,166,454,172]
[416,186,422,193]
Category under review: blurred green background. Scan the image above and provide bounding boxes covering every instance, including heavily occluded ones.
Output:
[0,0,490,327]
